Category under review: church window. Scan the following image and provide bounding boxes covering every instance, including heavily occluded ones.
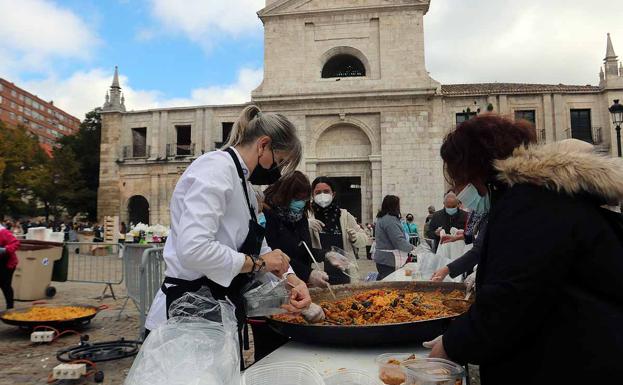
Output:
[322,54,366,78]
[132,127,147,158]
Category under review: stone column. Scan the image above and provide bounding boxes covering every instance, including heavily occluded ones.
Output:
[542,94,554,143]
[370,155,382,223]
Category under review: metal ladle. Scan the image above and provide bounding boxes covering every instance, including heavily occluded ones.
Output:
[442,285,474,314]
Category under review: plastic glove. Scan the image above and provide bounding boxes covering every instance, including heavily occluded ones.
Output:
[301,303,325,324]
[464,271,476,295]
[325,251,350,271]
[0,247,5,256]
[423,335,442,349]
[308,270,329,288]
[346,228,357,243]
[308,219,325,233]
[431,266,450,282]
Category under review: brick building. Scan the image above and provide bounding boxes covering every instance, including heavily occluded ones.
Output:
[0,78,81,154]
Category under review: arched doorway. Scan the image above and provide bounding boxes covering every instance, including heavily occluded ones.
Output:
[128,195,149,225]
[315,124,372,223]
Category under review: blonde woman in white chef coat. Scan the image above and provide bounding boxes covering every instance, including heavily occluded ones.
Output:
[144,105,312,357]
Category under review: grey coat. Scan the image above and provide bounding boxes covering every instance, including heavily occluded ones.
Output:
[373,214,413,267]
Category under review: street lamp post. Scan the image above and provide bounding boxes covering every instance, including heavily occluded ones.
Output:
[609,99,623,157]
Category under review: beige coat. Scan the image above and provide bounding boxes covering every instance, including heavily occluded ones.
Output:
[309,209,369,257]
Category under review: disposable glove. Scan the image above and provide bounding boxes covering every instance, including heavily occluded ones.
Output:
[308,219,325,233]
[308,270,329,288]
[325,251,350,271]
[301,303,325,324]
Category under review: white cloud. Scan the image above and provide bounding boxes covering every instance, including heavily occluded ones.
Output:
[424,0,623,85]
[0,0,98,76]
[145,0,264,47]
[20,67,263,119]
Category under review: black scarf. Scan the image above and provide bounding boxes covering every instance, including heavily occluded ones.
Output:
[274,205,304,224]
[312,202,342,235]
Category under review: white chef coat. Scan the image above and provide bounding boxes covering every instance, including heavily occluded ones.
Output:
[145,148,279,330]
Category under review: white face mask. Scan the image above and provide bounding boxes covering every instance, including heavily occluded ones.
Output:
[314,193,333,208]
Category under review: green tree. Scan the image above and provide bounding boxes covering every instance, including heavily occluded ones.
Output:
[0,122,48,219]
[58,108,101,219]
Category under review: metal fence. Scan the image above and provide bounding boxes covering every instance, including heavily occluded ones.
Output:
[65,242,124,300]
[118,244,165,338]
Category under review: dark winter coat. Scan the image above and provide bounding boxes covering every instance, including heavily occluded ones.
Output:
[263,209,322,283]
[442,141,623,385]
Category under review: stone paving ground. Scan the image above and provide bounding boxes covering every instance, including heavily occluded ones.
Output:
[0,256,479,384]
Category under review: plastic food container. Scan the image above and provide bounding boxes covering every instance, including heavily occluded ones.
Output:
[242,361,325,385]
[376,353,419,385]
[324,369,381,385]
[402,358,465,385]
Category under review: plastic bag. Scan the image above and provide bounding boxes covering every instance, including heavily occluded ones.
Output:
[124,288,240,385]
[415,242,448,281]
[243,272,290,317]
[436,228,467,262]
[325,246,360,281]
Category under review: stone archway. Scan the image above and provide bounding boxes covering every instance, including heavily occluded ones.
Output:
[127,195,150,225]
[313,123,373,223]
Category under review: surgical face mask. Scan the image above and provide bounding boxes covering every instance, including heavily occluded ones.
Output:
[457,183,491,215]
[289,199,306,214]
[257,212,266,228]
[249,145,282,185]
[445,207,458,216]
[313,193,333,208]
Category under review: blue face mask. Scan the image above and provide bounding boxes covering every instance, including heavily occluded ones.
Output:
[257,212,266,228]
[445,207,458,216]
[289,200,306,214]
[457,183,491,215]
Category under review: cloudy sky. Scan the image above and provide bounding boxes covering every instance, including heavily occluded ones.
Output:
[1,0,621,119]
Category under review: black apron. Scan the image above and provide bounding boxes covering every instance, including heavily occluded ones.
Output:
[160,148,265,367]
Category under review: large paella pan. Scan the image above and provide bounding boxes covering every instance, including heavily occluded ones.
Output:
[0,303,107,329]
[268,281,469,346]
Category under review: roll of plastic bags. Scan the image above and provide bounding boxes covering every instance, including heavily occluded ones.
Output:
[124,288,240,385]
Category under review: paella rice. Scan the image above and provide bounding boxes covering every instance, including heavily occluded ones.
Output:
[2,306,96,322]
[274,289,464,325]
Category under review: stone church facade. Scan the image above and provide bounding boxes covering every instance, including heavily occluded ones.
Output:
[97,0,623,227]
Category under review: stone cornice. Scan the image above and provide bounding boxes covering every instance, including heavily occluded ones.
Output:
[252,87,438,103]
[258,1,430,20]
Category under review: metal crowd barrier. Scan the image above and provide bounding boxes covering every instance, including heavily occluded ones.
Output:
[65,242,124,300]
[118,244,165,337]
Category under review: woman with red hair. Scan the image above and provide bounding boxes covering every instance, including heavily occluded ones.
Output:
[429,114,623,384]
[0,224,20,309]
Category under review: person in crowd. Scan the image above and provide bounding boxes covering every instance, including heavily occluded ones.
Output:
[308,176,369,285]
[264,171,329,289]
[258,171,328,361]
[0,224,20,309]
[12,221,24,237]
[422,206,436,240]
[403,213,419,246]
[364,223,374,260]
[425,193,467,251]
[373,195,415,280]
[144,105,311,368]
[427,115,623,384]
